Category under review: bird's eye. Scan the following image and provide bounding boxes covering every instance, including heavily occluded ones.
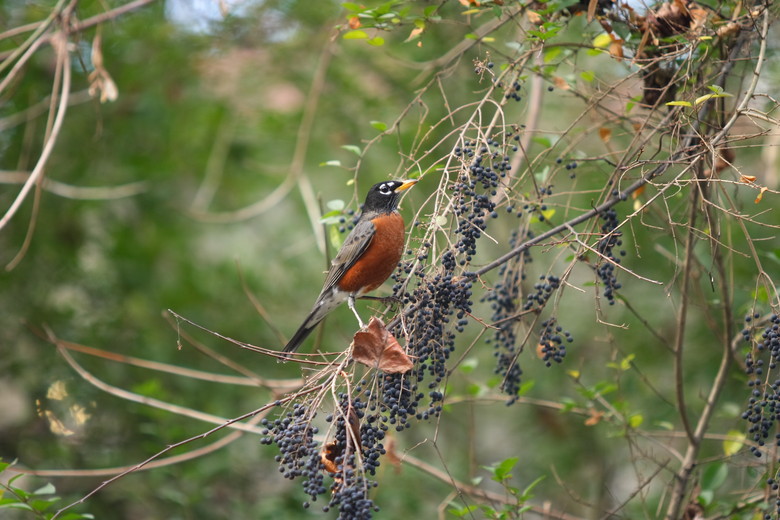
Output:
[379,183,391,194]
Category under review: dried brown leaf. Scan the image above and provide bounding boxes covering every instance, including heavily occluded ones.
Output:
[740,174,756,183]
[352,317,413,373]
[584,409,604,426]
[755,186,768,204]
[552,76,570,90]
[348,16,361,29]
[598,127,612,143]
[527,10,543,25]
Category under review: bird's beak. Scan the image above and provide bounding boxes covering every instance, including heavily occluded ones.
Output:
[395,179,418,192]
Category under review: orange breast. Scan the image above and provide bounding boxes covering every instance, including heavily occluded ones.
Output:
[337,212,405,294]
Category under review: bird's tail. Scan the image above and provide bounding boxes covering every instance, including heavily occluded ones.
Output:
[283,318,320,354]
[279,289,347,361]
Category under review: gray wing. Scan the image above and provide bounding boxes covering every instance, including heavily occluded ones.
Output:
[319,217,376,296]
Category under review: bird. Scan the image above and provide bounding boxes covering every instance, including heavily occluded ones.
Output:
[282,179,418,355]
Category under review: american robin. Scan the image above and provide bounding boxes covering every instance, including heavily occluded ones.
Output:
[282,179,418,354]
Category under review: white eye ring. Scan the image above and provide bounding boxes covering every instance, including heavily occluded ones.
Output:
[379,183,392,194]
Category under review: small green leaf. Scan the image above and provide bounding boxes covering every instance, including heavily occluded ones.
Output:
[723,430,745,456]
[544,46,562,63]
[628,414,643,428]
[466,383,482,396]
[448,505,479,517]
[580,70,595,82]
[320,159,342,167]
[370,120,388,131]
[698,489,714,507]
[530,208,555,223]
[342,2,363,12]
[665,100,692,107]
[592,33,612,48]
[341,144,362,156]
[329,225,345,250]
[517,380,535,396]
[701,462,728,491]
[519,475,545,501]
[367,36,385,46]
[343,30,369,40]
[326,199,345,211]
[492,457,519,482]
[459,358,478,373]
[32,483,56,496]
[707,84,725,95]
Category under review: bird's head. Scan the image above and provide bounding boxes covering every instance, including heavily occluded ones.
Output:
[362,179,418,213]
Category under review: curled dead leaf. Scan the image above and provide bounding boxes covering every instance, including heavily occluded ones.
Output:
[598,127,612,143]
[740,174,756,183]
[348,16,361,29]
[384,435,402,473]
[352,317,414,373]
[88,34,118,103]
[755,186,768,204]
[527,10,543,25]
[321,440,339,474]
[609,39,624,59]
[716,21,740,38]
[552,76,570,90]
[584,409,604,426]
[631,184,646,199]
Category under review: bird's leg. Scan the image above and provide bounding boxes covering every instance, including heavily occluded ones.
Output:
[348,295,365,328]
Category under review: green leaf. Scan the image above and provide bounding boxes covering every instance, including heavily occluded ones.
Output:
[466,383,482,396]
[544,46,562,63]
[492,457,519,482]
[370,120,387,131]
[592,33,612,48]
[0,502,34,511]
[459,358,478,373]
[580,70,595,82]
[665,100,692,107]
[341,144,362,156]
[707,84,725,95]
[448,505,479,517]
[343,30,369,40]
[530,208,555,223]
[697,489,714,507]
[628,414,643,428]
[701,462,728,491]
[519,475,545,501]
[723,430,745,456]
[320,159,342,167]
[329,225,345,251]
[517,380,535,396]
[367,36,385,46]
[342,2,363,12]
[32,483,56,496]
[326,199,345,211]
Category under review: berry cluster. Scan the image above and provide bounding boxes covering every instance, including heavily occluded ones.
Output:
[482,231,533,402]
[321,395,381,518]
[524,274,561,311]
[538,317,572,367]
[742,314,780,459]
[260,403,325,502]
[595,208,624,305]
